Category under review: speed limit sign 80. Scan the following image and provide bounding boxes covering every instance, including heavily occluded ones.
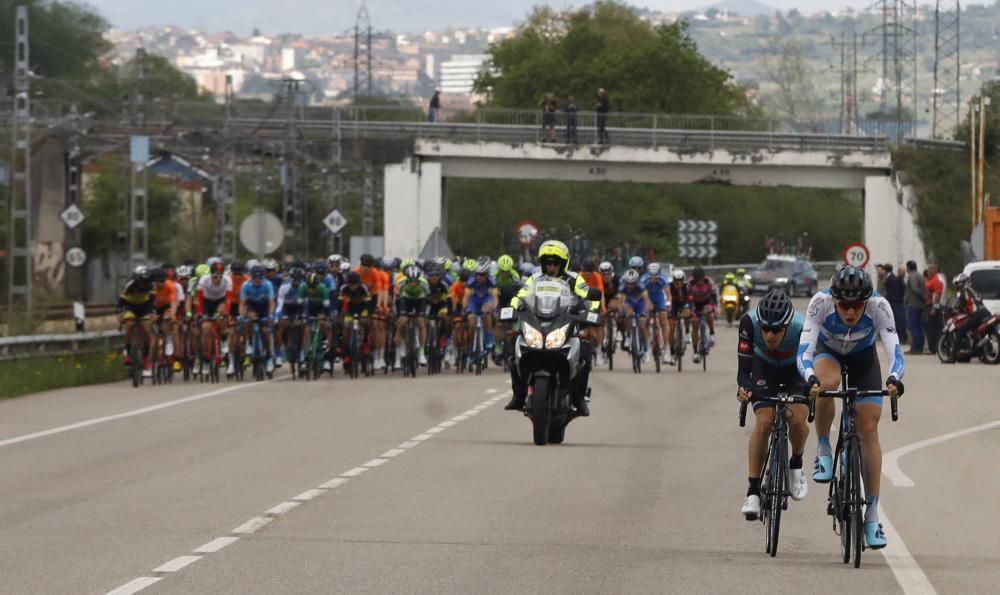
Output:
[842,242,870,268]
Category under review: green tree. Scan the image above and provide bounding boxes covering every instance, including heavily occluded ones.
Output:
[955,81,1000,153]
[0,0,110,81]
[474,1,754,115]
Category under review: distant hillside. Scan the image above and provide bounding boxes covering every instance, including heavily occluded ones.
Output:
[698,0,777,16]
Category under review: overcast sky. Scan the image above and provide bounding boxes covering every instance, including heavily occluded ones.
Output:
[85,1,888,36]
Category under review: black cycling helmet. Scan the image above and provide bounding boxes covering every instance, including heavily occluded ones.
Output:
[582,258,597,273]
[150,268,168,283]
[346,271,362,285]
[360,254,376,268]
[756,290,794,330]
[830,265,873,302]
[692,266,705,280]
[230,260,245,274]
[290,267,306,282]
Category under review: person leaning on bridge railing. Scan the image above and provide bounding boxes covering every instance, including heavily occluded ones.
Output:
[428,89,441,123]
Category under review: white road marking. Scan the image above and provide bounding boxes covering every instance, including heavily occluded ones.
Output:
[363,457,388,468]
[341,466,369,477]
[426,427,445,434]
[883,419,1000,487]
[231,516,273,535]
[411,433,433,441]
[438,420,456,427]
[291,488,326,502]
[381,448,406,458]
[153,556,201,573]
[486,388,498,394]
[879,504,938,595]
[266,501,303,516]
[398,441,419,449]
[1,382,268,449]
[319,477,350,489]
[193,537,239,554]
[106,576,162,595]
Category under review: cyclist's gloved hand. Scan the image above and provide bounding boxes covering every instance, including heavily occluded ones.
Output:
[886,377,904,398]
[807,375,821,397]
[516,301,528,312]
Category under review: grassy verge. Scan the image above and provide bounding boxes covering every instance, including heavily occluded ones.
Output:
[0,350,125,400]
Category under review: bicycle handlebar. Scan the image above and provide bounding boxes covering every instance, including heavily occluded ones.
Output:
[819,389,900,422]
[738,392,815,427]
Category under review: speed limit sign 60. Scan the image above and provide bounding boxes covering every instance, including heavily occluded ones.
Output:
[842,242,870,268]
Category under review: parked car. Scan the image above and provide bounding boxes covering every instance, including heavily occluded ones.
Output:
[962,261,1000,315]
[748,255,819,297]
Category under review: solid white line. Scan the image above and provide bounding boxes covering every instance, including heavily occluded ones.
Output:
[291,488,326,502]
[341,466,369,477]
[232,516,272,534]
[265,501,302,516]
[398,441,419,449]
[879,504,938,595]
[106,576,163,595]
[319,477,350,489]
[883,419,1000,487]
[363,457,388,468]
[193,536,239,554]
[380,448,405,458]
[0,381,267,448]
[153,555,201,573]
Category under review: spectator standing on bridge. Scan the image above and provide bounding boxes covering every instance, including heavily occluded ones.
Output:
[925,262,944,355]
[885,264,907,344]
[595,88,610,144]
[428,89,441,123]
[564,96,579,144]
[904,260,928,354]
[541,93,558,142]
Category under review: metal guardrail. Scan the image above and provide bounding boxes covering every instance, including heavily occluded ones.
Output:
[0,330,123,362]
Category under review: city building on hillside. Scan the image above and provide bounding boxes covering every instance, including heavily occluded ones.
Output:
[439,54,488,96]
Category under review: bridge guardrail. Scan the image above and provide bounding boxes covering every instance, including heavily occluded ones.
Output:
[0,330,123,362]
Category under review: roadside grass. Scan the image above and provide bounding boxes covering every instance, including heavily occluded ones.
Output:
[0,350,125,400]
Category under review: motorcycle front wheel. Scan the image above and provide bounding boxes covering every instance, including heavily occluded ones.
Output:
[530,377,551,446]
[937,334,956,364]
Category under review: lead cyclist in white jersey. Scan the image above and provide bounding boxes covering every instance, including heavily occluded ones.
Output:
[797,265,905,550]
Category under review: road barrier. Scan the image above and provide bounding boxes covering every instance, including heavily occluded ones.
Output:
[0,330,122,362]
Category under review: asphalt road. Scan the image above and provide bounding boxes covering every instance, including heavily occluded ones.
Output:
[1,313,998,595]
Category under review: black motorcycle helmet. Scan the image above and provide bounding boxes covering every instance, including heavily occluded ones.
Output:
[756,290,794,330]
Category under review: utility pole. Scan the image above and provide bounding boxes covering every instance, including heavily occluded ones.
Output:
[865,0,917,143]
[354,0,374,98]
[8,5,33,311]
[362,162,374,237]
[128,48,149,272]
[64,104,85,301]
[329,107,343,255]
[832,27,862,134]
[216,75,237,260]
[279,78,306,258]
[932,1,961,139]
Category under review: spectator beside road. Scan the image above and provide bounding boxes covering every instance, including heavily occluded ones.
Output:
[595,88,610,144]
[564,96,579,144]
[541,93,557,142]
[428,89,441,123]
[925,262,945,355]
[876,264,888,296]
[884,263,907,344]
[904,260,928,353]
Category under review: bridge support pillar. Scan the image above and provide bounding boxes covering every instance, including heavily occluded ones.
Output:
[864,176,926,272]
[384,159,442,259]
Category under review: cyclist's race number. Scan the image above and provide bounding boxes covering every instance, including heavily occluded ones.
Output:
[842,242,870,268]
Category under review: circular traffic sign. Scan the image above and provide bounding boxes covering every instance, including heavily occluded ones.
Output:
[842,242,870,268]
[239,210,285,255]
[65,246,87,267]
[514,220,540,247]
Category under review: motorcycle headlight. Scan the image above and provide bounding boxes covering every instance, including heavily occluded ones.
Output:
[544,324,569,349]
[776,277,789,284]
[523,323,544,349]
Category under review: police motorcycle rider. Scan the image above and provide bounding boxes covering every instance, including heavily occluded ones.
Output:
[504,240,599,416]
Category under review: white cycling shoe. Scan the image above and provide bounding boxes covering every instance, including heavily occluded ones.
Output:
[741,494,761,520]
[789,468,808,501]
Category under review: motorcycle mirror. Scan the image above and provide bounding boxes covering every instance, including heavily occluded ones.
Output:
[499,307,515,322]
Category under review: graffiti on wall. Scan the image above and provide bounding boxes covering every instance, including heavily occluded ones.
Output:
[33,241,65,291]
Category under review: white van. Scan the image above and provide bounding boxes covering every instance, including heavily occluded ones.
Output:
[962,261,1000,315]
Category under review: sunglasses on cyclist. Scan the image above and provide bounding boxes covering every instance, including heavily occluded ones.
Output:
[760,325,786,335]
[836,299,867,311]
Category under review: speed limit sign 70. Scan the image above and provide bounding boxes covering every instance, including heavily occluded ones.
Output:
[843,242,870,268]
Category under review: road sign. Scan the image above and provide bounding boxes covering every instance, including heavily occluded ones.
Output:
[677,220,718,233]
[65,247,87,267]
[677,219,718,259]
[239,210,285,256]
[679,246,718,259]
[843,242,870,268]
[60,203,86,229]
[515,220,540,247]
[323,208,349,235]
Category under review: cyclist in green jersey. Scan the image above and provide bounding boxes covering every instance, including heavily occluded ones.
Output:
[394,265,432,367]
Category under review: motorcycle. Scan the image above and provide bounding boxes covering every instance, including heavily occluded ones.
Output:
[937,307,1000,364]
[721,284,741,326]
[499,279,601,446]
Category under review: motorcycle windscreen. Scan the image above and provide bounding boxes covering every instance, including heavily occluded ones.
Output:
[527,279,574,318]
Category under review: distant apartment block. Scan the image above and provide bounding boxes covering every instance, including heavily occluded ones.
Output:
[439,54,488,95]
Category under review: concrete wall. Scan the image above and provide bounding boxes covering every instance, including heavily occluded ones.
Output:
[864,176,926,272]
[384,160,442,259]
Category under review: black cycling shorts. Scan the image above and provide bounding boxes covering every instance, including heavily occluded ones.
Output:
[397,297,425,316]
[814,343,883,403]
[749,356,808,411]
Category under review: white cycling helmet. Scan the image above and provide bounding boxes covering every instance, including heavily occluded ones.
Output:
[327,253,342,265]
[672,268,686,281]
[246,258,261,270]
[647,262,662,276]
[598,261,614,274]
[623,269,641,284]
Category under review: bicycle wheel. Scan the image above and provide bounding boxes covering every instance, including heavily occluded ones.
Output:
[849,443,864,568]
[766,432,786,557]
[653,325,662,373]
[131,342,143,387]
[834,446,851,565]
[631,324,641,374]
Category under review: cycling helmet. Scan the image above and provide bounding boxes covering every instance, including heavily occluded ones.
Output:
[953,272,971,290]
[628,256,644,269]
[736,268,746,275]
[383,256,398,270]
[582,259,597,273]
[463,258,477,272]
[538,240,570,274]
[474,257,491,274]
[176,265,192,278]
[623,269,640,284]
[830,265,873,302]
[404,265,421,280]
[230,260,245,274]
[691,266,705,280]
[307,272,322,287]
[312,260,327,274]
[340,259,351,270]
[134,265,151,281]
[246,258,261,270]
[756,290,794,329]
[497,254,515,272]
[263,258,279,272]
[250,265,265,279]
[519,262,535,276]
[327,253,342,265]
[647,262,662,276]
[425,264,442,276]
[197,263,212,277]
[346,271,361,285]
[432,256,446,267]
[672,268,686,281]
[598,261,614,274]
[360,254,376,268]
[206,256,222,268]
[724,273,736,284]
[290,267,306,282]
[150,268,167,283]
